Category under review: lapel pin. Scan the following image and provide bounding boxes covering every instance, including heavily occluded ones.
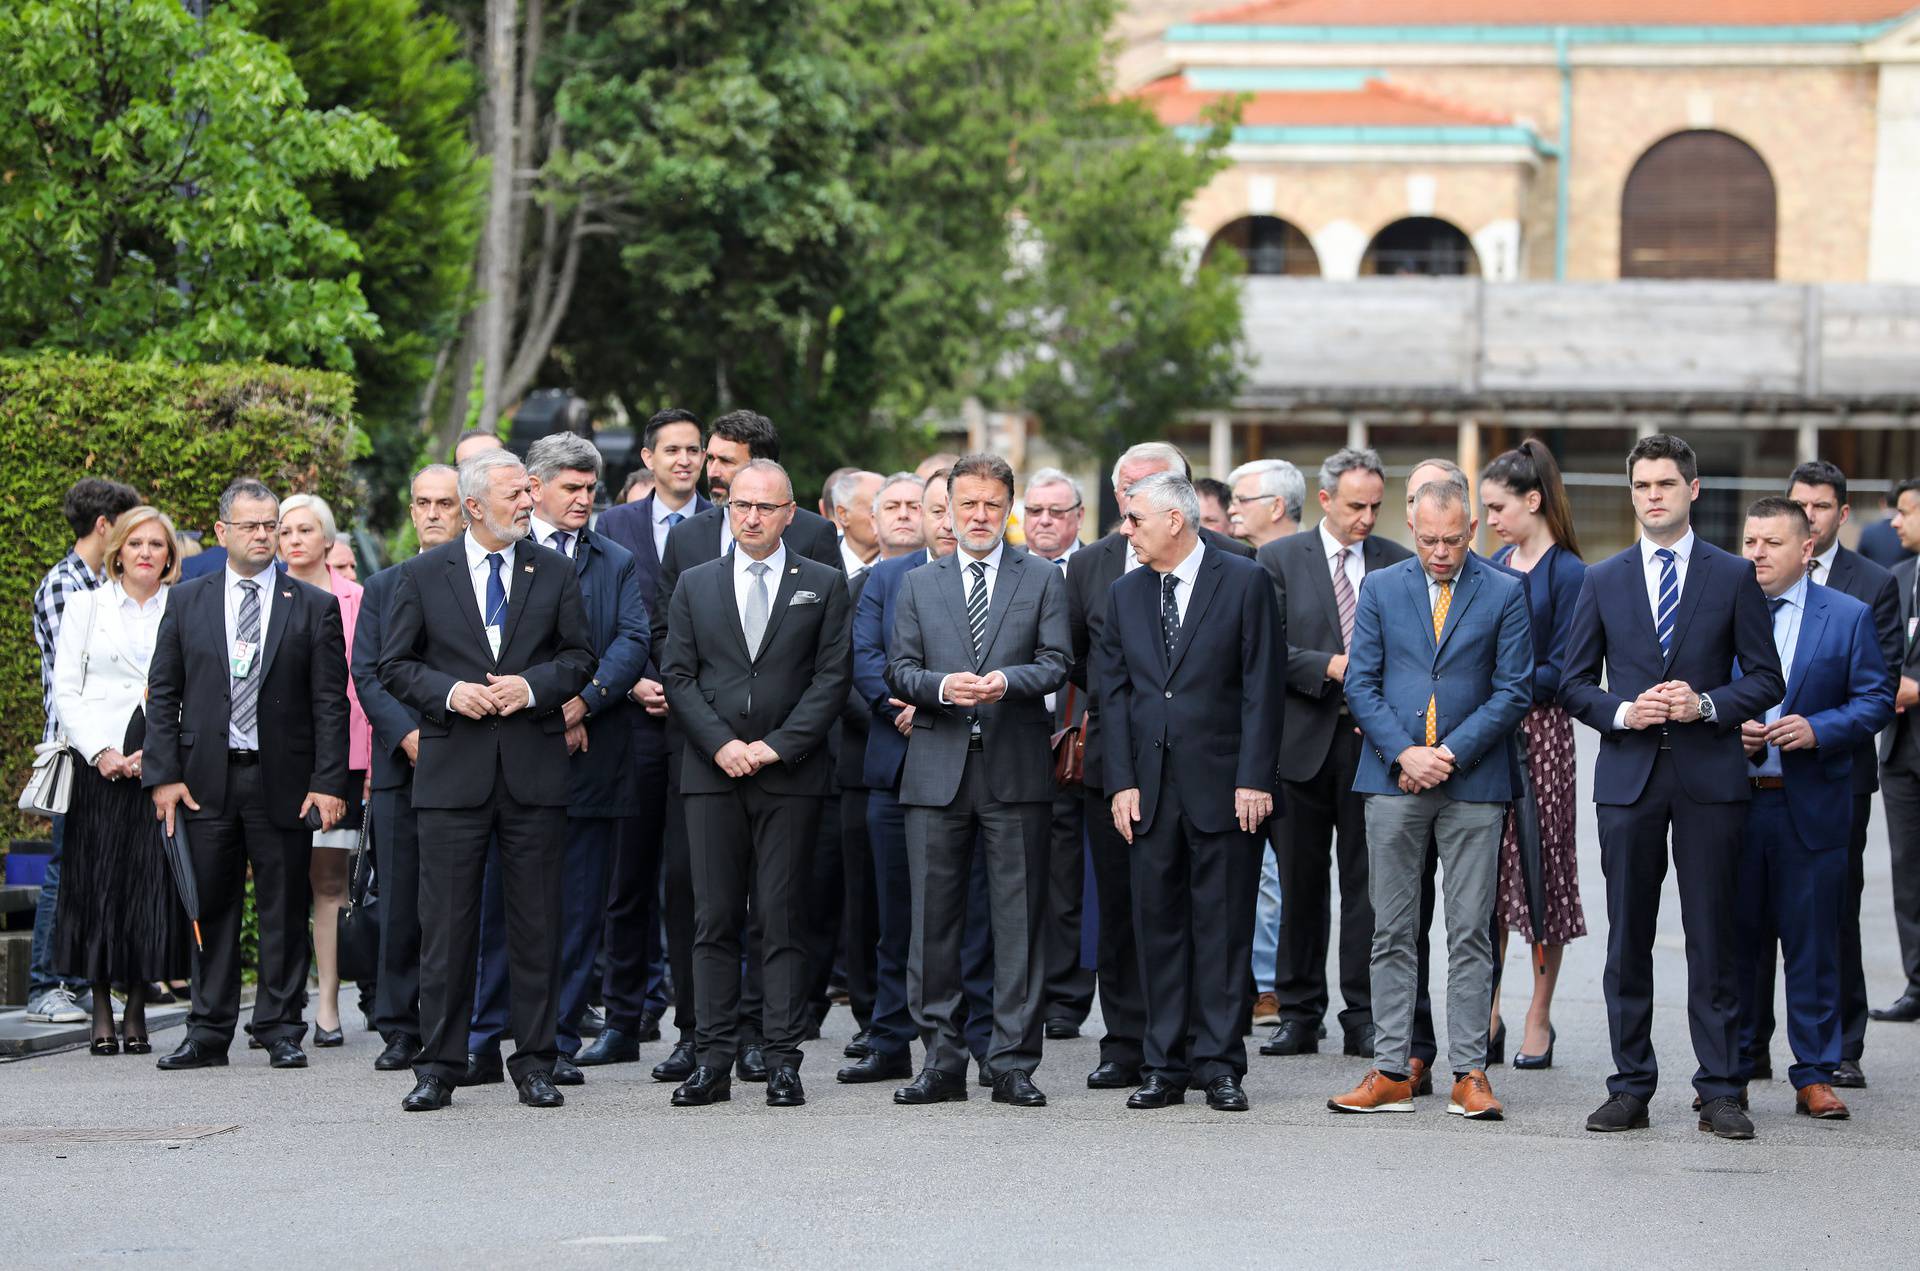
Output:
[280,589,293,599]
[523,564,535,574]
[790,567,800,575]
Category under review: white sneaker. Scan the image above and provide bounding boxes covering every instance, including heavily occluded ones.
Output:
[26,986,86,1024]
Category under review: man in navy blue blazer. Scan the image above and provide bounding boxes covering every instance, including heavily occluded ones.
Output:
[584,408,711,1072]
[467,434,650,1085]
[1561,434,1784,1140]
[1732,498,1893,1123]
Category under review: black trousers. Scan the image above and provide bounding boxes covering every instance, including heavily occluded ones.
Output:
[602,747,668,1033]
[663,782,766,1046]
[371,785,423,1044]
[1041,787,1094,1026]
[1084,784,1145,1068]
[802,791,846,1024]
[1878,750,1920,999]
[685,785,821,1071]
[1131,771,1261,1085]
[186,760,312,1049]
[1276,725,1373,1033]
[1595,752,1746,1102]
[837,785,878,1028]
[415,766,564,1086]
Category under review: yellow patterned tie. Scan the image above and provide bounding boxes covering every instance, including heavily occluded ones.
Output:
[1426,580,1452,747]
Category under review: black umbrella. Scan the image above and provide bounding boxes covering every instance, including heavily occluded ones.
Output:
[160,817,204,953]
[1509,726,1549,975]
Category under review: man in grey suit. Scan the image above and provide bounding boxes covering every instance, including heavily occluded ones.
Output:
[886,453,1071,1108]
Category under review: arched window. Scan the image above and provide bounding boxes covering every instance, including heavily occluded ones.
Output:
[1204,216,1321,276]
[1620,130,1776,280]
[1361,217,1479,277]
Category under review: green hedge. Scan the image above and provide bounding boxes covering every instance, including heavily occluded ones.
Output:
[0,355,361,841]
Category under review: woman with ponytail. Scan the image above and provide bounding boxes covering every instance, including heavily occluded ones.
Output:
[1480,439,1587,1068]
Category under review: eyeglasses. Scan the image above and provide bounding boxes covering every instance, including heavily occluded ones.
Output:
[1415,534,1472,551]
[1229,493,1277,508]
[730,500,793,519]
[1022,502,1081,519]
[221,519,280,536]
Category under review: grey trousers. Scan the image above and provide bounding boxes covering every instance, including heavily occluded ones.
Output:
[1363,789,1505,1076]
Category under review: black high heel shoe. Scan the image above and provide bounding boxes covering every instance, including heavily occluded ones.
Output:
[1487,1020,1508,1067]
[313,1024,345,1048]
[90,1035,120,1057]
[1513,1025,1556,1070]
[123,1034,152,1056]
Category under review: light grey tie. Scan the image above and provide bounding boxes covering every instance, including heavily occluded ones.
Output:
[231,579,262,736]
[743,560,771,657]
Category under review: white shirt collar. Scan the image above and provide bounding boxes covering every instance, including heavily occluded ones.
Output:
[116,581,163,614]
[1813,541,1840,579]
[1639,528,1696,569]
[957,540,1006,574]
[840,538,876,575]
[1318,521,1357,561]
[225,561,274,592]
[528,514,569,549]
[653,493,692,526]
[735,539,787,580]
[1773,571,1811,612]
[464,530,515,571]
[1165,537,1207,589]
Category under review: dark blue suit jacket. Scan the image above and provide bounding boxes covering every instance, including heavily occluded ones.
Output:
[1090,545,1284,837]
[1749,583,1893,852]
[351,562,421,792]
[1856,517,1913,571]
[1492,542,1587,704]
[181,545,227,579]
[853,550,928,790]
[594,492,710,759]
[556,525,651,817]
[1561,536,1785,805]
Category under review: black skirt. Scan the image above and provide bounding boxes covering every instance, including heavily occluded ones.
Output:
[51,713,191,984]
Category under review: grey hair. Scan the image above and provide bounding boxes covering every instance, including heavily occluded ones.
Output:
[734,457,794,502]
[218,478,279,523]
[1411,479,1469,517]
[412,462,458,487]
[1110,442,1189,495]
[279,493,339,544]
[458,448,526,506]
[1025,467,1084,508]
[830,469,883,514]
[1227,459,1305,524]
[1407,456,1468,499]
[1128,471,1201,529]
[1318,446,1385,494]
[525,432,604,483]
[873,472,924,518]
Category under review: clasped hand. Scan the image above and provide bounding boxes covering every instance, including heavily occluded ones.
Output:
[941,671,1007,708]
[449,674,533,720]
[714,738,781,779]
[1624,680,1701,730]
[1395,744,1454,793]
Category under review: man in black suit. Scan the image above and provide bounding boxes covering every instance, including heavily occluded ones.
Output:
[351,463,465,1072]
[1065,442,1252,1091]
[146,478,350,1072]
[377,449,596,1112]
[1764,462,1902,1086]
[1255,447,1411,1060]
[1561,433,1783,1139]
[589,407,711,1072]
[1094,472,1284,1112]
[660,459,852,1109]
[1875,479,1920,1025]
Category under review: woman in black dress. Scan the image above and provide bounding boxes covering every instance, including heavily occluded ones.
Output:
[51,506,191,1054]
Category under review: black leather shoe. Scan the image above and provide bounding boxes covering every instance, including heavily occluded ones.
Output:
[652,1040,696,1083]
[671,1065,732,1106]
[312,1024,344,1048]
[1697,1096,1755,1140]
[1259,1019,1318,1056]
[977,1061,995,1088]
[1088,1061,1144,1089]
[1513,1026,1557,1070]
[1126,1074,1187,1109]
[837,1049,912,1083]
[1044,1018,1080,1040]
[735,1045,769,1083]
[1832,1059,1867,1089]
[156,1039,228,1071]
[462,1052,505,1086]
[766,1066,806,1107]
[894,1068,969,1104]
[402,1075,453,1111]
[1342,1023,1375,1059]
[575,1027,639,1066]
[267,1040,308,1069]
[1747,1059,1773,1082]
[577,1006,606,1036]
[374,1036,420,1071]
[992,1070,1047,1107]
[248,1033,264,1050]
[1869,991,1920,1022]
[517,1072,565,1108]
[633,1012,663,1043]
[1585,1092,1650,1132]
[1204,1074,1249,1112]
[551,1056,585,1086]
[844,1029,873,1059]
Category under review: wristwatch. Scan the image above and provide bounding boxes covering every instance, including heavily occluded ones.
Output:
[1697,693,1716,724]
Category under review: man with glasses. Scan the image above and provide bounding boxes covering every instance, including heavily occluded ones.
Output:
[1227,459,1304,548]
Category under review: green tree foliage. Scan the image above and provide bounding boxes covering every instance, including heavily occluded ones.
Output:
[0,0,400,371]
[252,0,485,529]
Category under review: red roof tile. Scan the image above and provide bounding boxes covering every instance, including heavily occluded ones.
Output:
[1190,1,1916,27]
[1138,75,1515,128]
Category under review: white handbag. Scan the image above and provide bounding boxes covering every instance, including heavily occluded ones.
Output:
[18,591,99,818]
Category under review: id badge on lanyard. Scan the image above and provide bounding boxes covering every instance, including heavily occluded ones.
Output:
[231,638,258,679]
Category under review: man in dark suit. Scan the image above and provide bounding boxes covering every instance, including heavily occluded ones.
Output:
[466,434,650,1086]
[145,479,350,1072]
[659,459,851,1109]
[1561,433,1784,1139]
[1856,492,1914,570]
[1760,462,1903,1086]
[1065,442,1252,1090]
[1733,498,1893,1123]
[1093,472,1283,1112]
[351,464,465,1072]
[1255,447,1411,1060]
[1875,478,1920,1025]
[377,449,596,1112]
[886,454,1070,1108]
[589,407,711,1072]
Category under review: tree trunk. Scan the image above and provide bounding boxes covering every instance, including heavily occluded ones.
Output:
[475,0,518,430]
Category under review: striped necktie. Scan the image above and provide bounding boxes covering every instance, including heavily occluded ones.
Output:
[967,561,989,659]
[1654,547,1679,656]
[231,578,262,737]
[1332,547,1357,651]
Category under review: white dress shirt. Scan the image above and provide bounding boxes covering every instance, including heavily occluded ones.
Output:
[1159,537,1208,626]
[941,541,1007,706]
[118,584,165,669]
[719,505,734,556]
[653,495,694,559]
[1319,521,1368,597]
[453,531,532,709]
[1810,541,1840,589]
[1754,572,1809,779]
[223,563,278,749]
[1612,529,1699,731]
[529,514,578,558]
[840,537,876,579]
[733,540,788,634]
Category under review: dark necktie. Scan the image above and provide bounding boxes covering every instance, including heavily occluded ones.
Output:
[1161,571,1180,660]
[231,579,261,736]
[1332,547,1357,651]
[550,530,572,557]
[484,552,506,628]
[967,561,989,659]
[1654,547,1678,655]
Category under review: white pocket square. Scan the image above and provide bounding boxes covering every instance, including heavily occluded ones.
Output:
[790,591,821,606]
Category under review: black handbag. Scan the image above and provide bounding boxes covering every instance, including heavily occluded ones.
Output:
[335,818,381,984]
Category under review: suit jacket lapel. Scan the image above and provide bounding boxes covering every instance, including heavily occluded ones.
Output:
[1405,566,1436,653]
[1167,550,1222,677]
[713,554,752,664]
[936,556,973,653]
[499,540,537,657]
[633,496,662,574]
[1663,545,1712,674]
[1306,531,1342,643]
[751,557,805,663]
[257,567,294,685]
[443,548,491,662]
[1783,591,1827,714]
[978,549,1025,666]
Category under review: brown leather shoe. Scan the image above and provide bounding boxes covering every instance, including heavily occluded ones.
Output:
[1447,1069,1504,1121]
[1328,1069,1415,1114]
[1251,992,1281,1029]
[1795,1083,1850,1120]
[1408,1057,1433,1097]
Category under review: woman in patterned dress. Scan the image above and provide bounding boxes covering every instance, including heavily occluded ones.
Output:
[1481,440,1587,1068]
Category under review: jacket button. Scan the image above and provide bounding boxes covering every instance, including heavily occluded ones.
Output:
[1164,691,1172,699]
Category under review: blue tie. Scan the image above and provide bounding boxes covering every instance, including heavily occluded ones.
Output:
[667,511,685,528]
[484,551,506,628]
[1654,547,1678,656]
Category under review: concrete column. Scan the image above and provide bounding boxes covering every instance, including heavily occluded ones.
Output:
[1347,415,1368,452]
[1209,414,1233,479]
[1796,420,1819,465]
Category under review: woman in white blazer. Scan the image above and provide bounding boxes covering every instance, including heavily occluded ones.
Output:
[52,505,191,1055]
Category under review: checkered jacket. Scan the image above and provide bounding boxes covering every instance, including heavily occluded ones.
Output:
[32,550,102,744]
